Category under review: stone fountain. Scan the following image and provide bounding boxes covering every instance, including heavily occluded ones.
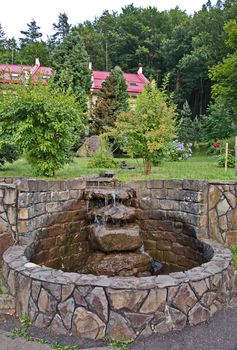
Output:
[81,187,153,276]
[1,176,236,340]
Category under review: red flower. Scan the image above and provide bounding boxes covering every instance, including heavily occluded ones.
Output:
[214,142,220,148]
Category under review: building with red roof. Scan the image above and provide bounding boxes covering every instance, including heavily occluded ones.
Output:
[0,59,148,103]
[91,65,148,104]
[0,58,52,85]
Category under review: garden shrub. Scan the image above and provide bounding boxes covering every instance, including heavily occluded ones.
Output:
[217,153,235,168]
[87,138,118,169]
[0,139,19,167]
[0,81,85,176]
[167,140,192,161]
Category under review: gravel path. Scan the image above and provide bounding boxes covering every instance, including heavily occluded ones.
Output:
[0,306,237,350]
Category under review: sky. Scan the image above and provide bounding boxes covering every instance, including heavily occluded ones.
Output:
[1,0,212,40]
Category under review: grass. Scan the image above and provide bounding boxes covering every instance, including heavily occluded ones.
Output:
[0,154,236,183]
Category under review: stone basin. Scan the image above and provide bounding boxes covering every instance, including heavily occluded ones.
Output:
[2,239,235,340]
[0,177,237,341]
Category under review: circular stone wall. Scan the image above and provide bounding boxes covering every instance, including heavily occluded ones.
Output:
[2,239,235,340]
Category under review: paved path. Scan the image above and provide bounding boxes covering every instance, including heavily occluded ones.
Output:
[0,330,111,350]
[0,306,237,350]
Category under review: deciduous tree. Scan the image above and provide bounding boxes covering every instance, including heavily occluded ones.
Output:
[112,83,176,174]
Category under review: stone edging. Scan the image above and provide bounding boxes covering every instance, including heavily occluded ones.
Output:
[2,239,235,339]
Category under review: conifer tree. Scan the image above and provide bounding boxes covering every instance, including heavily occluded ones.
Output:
[178,101,193,143]
[20,19,42,46]
[52,12,71,43]
[93,67,128,133]
[50,28,91,99]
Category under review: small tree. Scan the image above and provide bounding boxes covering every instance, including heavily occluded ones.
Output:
[178,101,193,143]
[112,83,177,174]
[0,81,85,176]
[92,67,128,134]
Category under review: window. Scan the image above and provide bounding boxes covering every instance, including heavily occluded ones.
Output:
[129,82,138,86]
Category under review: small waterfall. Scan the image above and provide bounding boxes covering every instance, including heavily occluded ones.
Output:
[112,192,116,207]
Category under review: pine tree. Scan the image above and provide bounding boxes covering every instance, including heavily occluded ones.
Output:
[93,67,129,133]
[178,101,194,143]
[20,19,42,46]
[0,23,6,49]
[50,28,91,105]
[52,12,71,43]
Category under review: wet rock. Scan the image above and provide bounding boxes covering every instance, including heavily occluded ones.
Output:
[72,307,106,339]
[92,204,137,223]
[90,224,142,252]
[83,252,152,276]
[84,188,132,201]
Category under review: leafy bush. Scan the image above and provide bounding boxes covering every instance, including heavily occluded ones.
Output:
[167,140,192,161]
[87,138,118,168]
[217,154,235,168]
[0,81,85,176]
[0,141,19,167]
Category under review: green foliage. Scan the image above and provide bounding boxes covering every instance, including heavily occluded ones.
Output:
[105,335,134,350]
[203,97,236,141]
[18,41,49,66]
[112,82,176,174]
[92,67,129,134]
[231,245,237,270]
[217,153,235,168]
[209,20,237,123]
[11,327,33,341]
[51,343,79,350]
[52,13,71,43]
[19,315,32,327]
[0,81,84,176]
[0,140,19,167]
[50,28,91,100]
[178,101,194,143]
[19,19,42,45]
[87,138,118,168]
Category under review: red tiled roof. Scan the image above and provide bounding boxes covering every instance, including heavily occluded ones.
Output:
[92,70,148,94]
[0,63,148,94]
[0,63,52,84]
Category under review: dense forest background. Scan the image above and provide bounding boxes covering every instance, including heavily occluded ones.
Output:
[0,0,236,120]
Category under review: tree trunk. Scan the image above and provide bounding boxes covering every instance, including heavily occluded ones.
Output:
[144,159,152,175]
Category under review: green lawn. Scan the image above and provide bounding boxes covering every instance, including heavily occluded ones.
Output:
[0,154,236,183]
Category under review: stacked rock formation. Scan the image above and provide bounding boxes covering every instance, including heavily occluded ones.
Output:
[82,188,152,276]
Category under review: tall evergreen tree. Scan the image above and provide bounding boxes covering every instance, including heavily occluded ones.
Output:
[178,101,194,143]
[20,19,42,45]
[93,67,128,133]
[52,12,71,43]
[50,27,91,104]
[0,23,6,49]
